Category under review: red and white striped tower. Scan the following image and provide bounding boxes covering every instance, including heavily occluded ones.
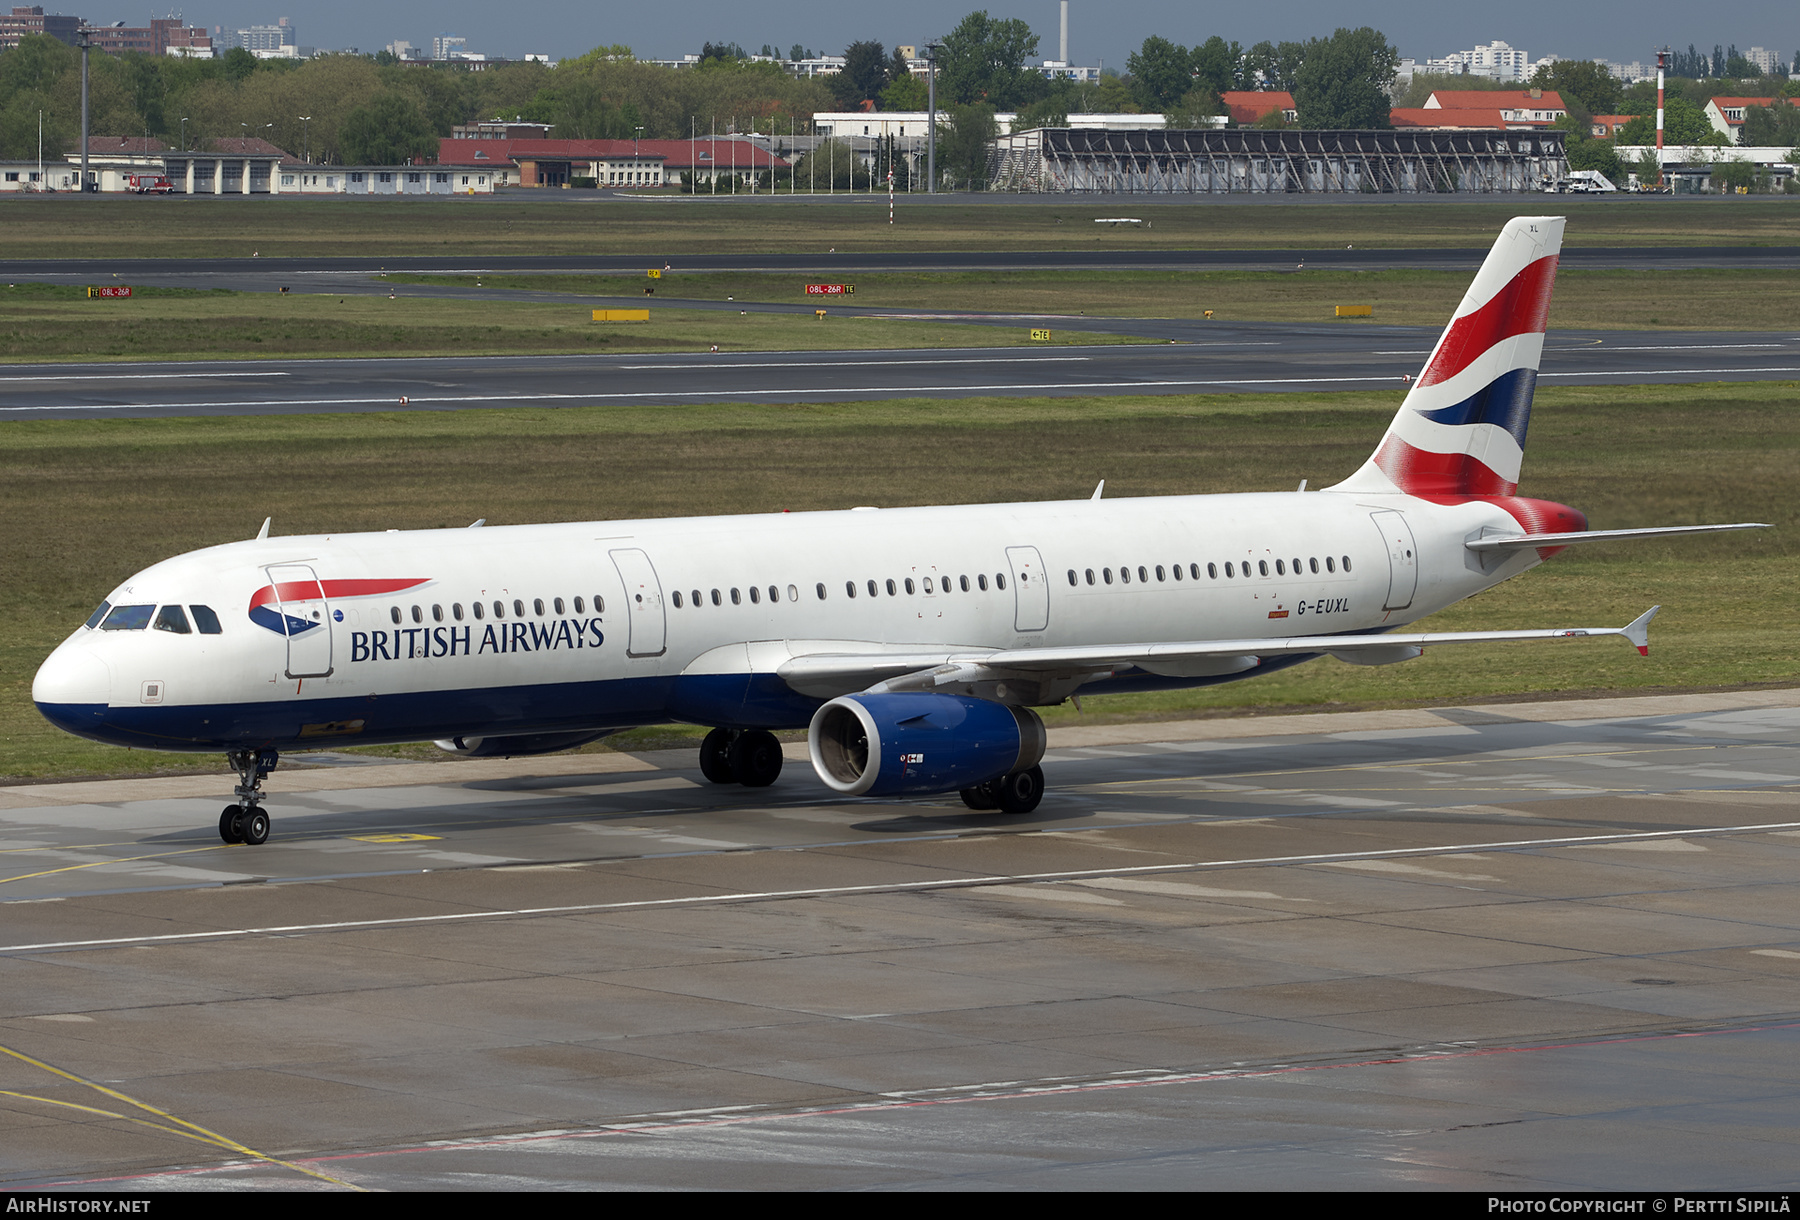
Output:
[1655,47,1668,175]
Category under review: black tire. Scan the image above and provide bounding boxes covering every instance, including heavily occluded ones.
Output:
[728,729,783,787]
[699,728,736,784]
[240,809,270,846]
[219,805,244,844]
[995,765,1045,815]
[959,781,1000,811]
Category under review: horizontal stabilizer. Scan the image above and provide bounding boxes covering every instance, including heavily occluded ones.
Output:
[1467,522,1771,552]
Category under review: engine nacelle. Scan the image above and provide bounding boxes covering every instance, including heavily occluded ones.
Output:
[808,693,1046,798]
[434,730,616,758]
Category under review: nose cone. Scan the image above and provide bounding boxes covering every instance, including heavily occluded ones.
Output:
[34,642,113,736]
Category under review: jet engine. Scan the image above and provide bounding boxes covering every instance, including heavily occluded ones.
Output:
[433,730,617,758]
[808,693,1046,798]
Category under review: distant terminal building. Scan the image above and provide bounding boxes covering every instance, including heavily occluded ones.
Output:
[987,127,1568,194]
[0,5,78,49]
[0,9,212,55]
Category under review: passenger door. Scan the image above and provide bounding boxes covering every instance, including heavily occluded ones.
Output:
[1006,545,1050,632]
[264,563,334,678]
[1369,511,1418,612]
[610,548,667,658]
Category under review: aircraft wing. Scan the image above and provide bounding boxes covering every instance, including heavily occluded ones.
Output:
[777,608,1660,698]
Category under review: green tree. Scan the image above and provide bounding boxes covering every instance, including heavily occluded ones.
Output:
[1292,27,1397,128]
[1082,73,1138,114]
[1165,87,1221,129]
[1739,99,1800,146]
[1189,35,1242,97]
[1126,36,1192,112]
[220,47,257,83]
[1013,95,1068,129]
[937,11,1040,109]
[1616,96,1715,145]
[833,40,888,109]
[338,91,436,164]
[1244,40,1305,92]
[1529,60,1621,115]
[882,73,927,111]
[937,100,996,188]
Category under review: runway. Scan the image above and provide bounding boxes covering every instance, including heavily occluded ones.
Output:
[2,690,1796,1189]
[4,243,1799,283]
[5,328,1799,419]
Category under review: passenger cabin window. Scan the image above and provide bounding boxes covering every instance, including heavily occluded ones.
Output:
[534,599,545,616]
[474,602,485,619]
[513,600,525,618]
[154,605,191,634]
[100,605,154,631]
[672,592,684,608]
[411,605,423,623]
[749,586,761,604]
[432,605,444,622]
[731,588,742,605]
[816,583,827,600]
[494,601,506,618]
[190,605,223,634]
[846,581,857,598]
[391,607,403,624]
[574,597,585,613]
[554,598,565,614]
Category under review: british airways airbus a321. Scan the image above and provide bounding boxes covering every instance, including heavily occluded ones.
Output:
[33,217,1768,845]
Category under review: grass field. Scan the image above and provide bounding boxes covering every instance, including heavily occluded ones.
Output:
[3,263,1792,366]
[2,382,1793,781]
[1,196,1796,260]
[0,284,1136,362]
[391,267,1800,332]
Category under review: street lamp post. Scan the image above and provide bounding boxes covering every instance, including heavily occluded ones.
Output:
[298,116,311,163]
[180,116,188,152]
[633,125,643,189]
[925,41,940,194]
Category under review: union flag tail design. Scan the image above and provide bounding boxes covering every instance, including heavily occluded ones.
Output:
[1333,216,1564,499]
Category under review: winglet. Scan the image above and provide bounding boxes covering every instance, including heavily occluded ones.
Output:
[469,518,486,528]
[1091,480,1104,501]
[255,517,271,541]
[1624,605,1659,656]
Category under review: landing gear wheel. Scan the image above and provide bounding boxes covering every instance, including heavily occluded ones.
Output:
[959,779,1001,811]
[240,809,270,846]
[994,765,1045,815]
[728,729,783,787]
[219,805,244,844]
[699,728,737,784]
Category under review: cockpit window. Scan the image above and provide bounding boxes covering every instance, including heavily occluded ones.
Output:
[154,605,192,634]
[85,601,112,629]
[190,605,223,635]
[99,604,154,631]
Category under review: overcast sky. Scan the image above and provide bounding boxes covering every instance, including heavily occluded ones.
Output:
[145,2,1798,69]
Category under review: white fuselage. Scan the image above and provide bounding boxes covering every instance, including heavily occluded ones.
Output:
[33,489,1540,754]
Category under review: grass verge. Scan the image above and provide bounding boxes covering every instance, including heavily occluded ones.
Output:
[388,267,1800,332]
[1,196,1796,260]
[2,382,1793,781]
[0,285,1140,362]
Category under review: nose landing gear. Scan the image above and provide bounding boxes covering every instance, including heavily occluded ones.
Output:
[219,747,279,845]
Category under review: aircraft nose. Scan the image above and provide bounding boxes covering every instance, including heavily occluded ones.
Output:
[33,643,113,729]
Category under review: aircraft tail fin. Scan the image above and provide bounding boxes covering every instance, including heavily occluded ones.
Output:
[1331,216,1565,499]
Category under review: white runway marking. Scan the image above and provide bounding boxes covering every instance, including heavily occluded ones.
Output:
[5,819,1796,956]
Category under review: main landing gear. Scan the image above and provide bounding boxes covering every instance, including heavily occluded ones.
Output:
[959,765,1046,815]
[699,728,783,787]
[219,747,279,845]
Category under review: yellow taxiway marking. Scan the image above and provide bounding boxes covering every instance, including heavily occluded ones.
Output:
[347,833,443,843]
[0,844,234,888]
[0,1041,363,1190]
